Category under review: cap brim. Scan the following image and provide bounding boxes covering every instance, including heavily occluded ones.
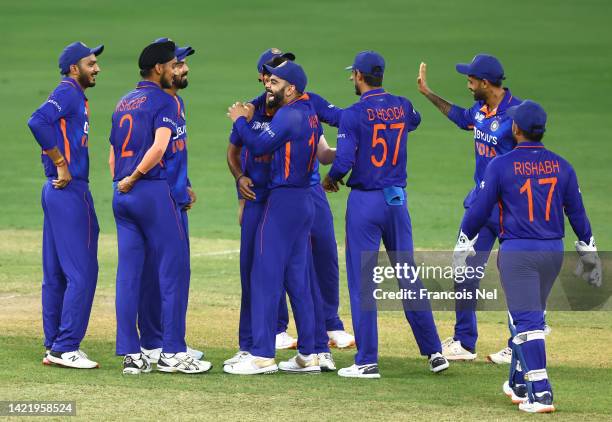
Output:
[176,46,195,61]
[455,63,471,75]
[90,45,104,56]
[344,65,353,71]
[282,52,295,61]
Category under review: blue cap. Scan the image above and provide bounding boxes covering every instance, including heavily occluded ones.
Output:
[257,48,295,73]
[345,51,385,77]
[456,54,505,83]
[58,42,104,74]
[506,100,547,135]
[263,60,307,93]
[154,38,194,61]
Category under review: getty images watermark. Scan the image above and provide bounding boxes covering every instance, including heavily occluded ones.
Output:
[359,251,611,312]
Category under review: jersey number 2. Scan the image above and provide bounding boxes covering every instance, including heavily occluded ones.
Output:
[119,114,134,158]
[371,123,405,167]
[519,177,558,222]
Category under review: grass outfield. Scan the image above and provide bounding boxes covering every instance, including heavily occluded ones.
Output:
[1,230,611,421]
[1,0,612,420]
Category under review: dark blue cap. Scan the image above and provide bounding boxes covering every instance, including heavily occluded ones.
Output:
[346,51,385,77]
[263,60,307,93]
[58,42,104,74]
[257,48,295,73]
[154,38,194,61]
[456,54,505,83]
[506,100,547,135]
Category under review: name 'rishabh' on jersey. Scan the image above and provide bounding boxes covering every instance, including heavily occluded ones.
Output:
[447,88,522,204]
[164,94,191,208]
[328,88,420,189]
[234,94,323,189]
[28,78,92,181]
[462,141,592,242]
[110,81,178,182]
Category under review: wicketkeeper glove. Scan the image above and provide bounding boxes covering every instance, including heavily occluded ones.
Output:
[574,236,602,287]
[453,231,478,275]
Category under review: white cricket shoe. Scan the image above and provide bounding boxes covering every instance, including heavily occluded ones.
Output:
[123,353,152,375]
[223,354,278,375]
[279,353,321,374]
[328,330,355,349]
[518,392,555,413]
[318,352,336,372]
[157,352,212,374]
[502,381,528,404]
[487,346,512,365]
[224,351,252,366]
[338,363,381,379]
[141,347,162,364]
[46,349,99,369]
[187,346,204,360]
[275,332,298,350]
[441,337,477,361]
[429,352,450,373]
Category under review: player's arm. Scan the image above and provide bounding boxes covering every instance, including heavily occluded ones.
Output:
[317,134,336,165]
[461,164,501,239]
[108,145,115,179]
[563,165,593,243]
[308,92,343,128]
[117,127,172,193]
[417,62,474,130]
[227,125,256,201]
[229,105,293,155]
[323,111,358,191]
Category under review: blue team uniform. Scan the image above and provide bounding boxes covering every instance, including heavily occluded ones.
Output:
[328,88,442,364]
[462,141,592,401]
[446,88,522,351]
[110,80,189,355]
[233,94,322,358]
[27,77,99,352]
[137,93,192,350]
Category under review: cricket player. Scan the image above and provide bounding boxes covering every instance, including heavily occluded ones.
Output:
[225,61,323,375]
[418,54,522,363]
[248,51,355,350]
[27,41,103,369]
[110,39,210,375]
[454,100,599,413]
[134,38,204,364]
[323,51,449,378]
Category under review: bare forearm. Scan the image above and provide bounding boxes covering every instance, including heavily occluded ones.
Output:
[136,127,171,175]
[316,135,336,165]
[44,146,66,166]
[423,91,452,116]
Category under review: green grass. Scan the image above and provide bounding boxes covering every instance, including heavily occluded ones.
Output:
[1,0,612,419]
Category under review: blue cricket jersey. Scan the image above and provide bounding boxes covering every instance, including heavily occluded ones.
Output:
[229,98,274,203]
[165,94,191,208]
[110,81,178,182]
[28,77,92,182]
[251,91,342,186]
[447,88,522,206]
[328,88,421,189]
[462,141,592,243]
[234,94,323,189]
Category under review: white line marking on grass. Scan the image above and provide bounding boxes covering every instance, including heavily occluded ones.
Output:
[192,249,240,257]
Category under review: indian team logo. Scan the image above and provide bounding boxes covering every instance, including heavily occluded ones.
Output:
[490,120,499,132]
[475,112,485,123]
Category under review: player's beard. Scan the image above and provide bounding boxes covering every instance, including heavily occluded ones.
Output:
[77,68,96,88]
[266,88,284,108]
[160,72,173,89]
[173,74,188,89]
[354,81,361,96]
[472,87,486,101]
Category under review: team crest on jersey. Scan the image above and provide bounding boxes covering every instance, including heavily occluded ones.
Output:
[475,112,485,123]
[490,119,499,132]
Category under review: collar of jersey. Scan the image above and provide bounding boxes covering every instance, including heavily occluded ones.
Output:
[515,140,545,149]
[137,80,162,90]
[478,88,513,118]
[61,77,86,99]
[360,88,386,101]
[286,93,310,106]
